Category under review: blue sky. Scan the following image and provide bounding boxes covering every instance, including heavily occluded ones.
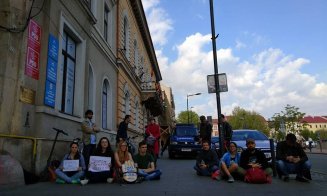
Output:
[142,0,327,119]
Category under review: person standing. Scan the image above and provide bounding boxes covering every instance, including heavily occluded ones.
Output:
[145,117,161,159]
[220,114,233,151]
[116,115,131,145]
[81,109,100,167]
[276,133,312,182]
[199,116,213,143]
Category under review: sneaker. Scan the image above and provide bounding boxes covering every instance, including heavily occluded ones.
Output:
[55,179,66,184]
[107,178,114,183]
[296,176,309,183]
[227,176,234,183]
[80,179,89,186]
[282,175,290,182]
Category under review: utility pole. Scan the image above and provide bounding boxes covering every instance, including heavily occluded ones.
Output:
[209,0,224,155]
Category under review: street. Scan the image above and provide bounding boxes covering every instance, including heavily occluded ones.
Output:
[1,153,327,196]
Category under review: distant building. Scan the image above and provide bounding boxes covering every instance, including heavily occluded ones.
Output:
[300,116,327,132]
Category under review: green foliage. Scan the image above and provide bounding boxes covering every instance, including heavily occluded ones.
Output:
[271,104,306,141]
[316,130,327,140]
[176,110,200,124]
[228,106,270,136]
[300,129,317,140]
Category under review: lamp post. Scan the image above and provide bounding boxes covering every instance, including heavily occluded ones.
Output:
[187,93,201,124]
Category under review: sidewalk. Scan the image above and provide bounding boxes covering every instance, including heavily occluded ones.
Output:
[305,147,327,154]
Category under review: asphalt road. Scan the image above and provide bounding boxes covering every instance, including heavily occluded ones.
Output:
[308,154,327,174]
[1,153,326,196]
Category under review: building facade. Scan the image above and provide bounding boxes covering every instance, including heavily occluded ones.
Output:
[116,0,163,136]
[0,0,166,176]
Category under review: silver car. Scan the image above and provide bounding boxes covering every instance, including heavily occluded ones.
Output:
[231,129,274,161]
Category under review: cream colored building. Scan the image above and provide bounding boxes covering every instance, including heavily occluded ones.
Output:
[300,116,327,132]
[116,0,163,136]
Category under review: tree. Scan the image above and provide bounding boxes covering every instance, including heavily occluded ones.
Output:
[271,104,306,141]
[228,107,270,136]
[176,110,199,124]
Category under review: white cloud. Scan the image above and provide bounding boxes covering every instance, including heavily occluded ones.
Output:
[142,0,160,12]
[160,33,327,119]
[144,2,327,120]
[143,1,173,47]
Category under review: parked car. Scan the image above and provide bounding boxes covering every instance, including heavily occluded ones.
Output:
[305,140,317,148]
[211,130,274,161]
[168,124,201,158]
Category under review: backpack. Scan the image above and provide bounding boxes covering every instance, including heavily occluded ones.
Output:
[244,168,272,184]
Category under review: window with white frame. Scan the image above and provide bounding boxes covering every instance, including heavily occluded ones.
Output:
[123,16,130,59]
[102,80,109,129]
[135,100,139,130]
[123,84,130,115]
[134,39,139,74]
[60,31,76,115]
[88,65,94,110]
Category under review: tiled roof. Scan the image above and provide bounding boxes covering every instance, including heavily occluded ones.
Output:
[300,116,327,123]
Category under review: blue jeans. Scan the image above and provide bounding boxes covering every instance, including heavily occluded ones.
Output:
[194,164,219,176]
[276,160,311,177]
[55,169,85,183]
[138,169,162,180]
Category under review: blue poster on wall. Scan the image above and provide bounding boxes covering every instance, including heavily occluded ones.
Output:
[44,80,56,107]
[48,34,59,61]
[46,57,57,83]
[44,34,59,108]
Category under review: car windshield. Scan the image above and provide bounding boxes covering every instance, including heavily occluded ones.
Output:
[175,127,197,136]
[232,131,268,141]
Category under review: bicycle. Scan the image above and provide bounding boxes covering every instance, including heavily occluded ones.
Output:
[126,135,138,155]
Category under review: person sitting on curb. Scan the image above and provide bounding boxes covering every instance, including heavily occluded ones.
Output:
[80,137,114,185]
[55,142,86,184]
[219,142,242,183]
[276,133,312,182]
[133,141,162,181]
[239,138,273,177]
[194,140,219,177]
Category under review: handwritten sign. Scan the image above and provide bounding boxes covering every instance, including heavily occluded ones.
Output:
[88,156,111,172]
[63,160,79,172]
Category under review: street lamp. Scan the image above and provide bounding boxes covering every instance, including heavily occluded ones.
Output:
[187,93,201,124]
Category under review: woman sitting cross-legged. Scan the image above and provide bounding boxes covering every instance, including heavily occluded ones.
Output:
[55,142,86,184]
[219,142,243,183]
[81,137,115,185]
